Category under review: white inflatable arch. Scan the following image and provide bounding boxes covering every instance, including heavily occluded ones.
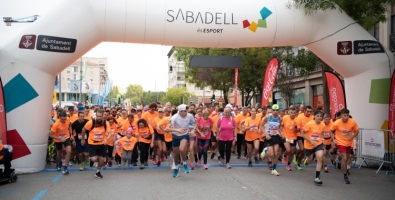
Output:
[0,0,393,173]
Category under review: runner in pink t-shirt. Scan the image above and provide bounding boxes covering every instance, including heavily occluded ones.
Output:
[196,110,213,169]
[217,107,237,169]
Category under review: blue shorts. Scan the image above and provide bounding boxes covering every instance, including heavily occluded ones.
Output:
[172,134,189,148]
[76,140,89,153]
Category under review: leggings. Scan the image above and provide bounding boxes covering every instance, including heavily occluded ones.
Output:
[197,139,210,164]
[237,133,246,156]
[219,140,233,163]
[115,154,121,164]
[122,149,133,165]
[139,142,150,164]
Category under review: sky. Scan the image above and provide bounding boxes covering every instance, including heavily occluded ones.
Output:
[0,0,172,92]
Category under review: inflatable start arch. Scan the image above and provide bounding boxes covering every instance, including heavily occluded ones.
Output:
[0,0,393,173]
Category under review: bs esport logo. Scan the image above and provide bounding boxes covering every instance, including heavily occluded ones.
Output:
[243,7,272,32]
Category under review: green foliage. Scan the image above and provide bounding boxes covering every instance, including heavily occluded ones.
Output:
[160,87,195,106]
[142,91,166,105]
[292,0,395,30]
[124,84,144,104]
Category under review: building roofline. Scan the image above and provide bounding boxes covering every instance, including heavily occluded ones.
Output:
[167,46,175,57]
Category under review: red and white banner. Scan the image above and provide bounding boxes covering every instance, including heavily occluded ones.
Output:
[234,68,238,106]
[325,71,346,119]
[0,77,7,144]
[261,58,279,107]
[388,71,395,140]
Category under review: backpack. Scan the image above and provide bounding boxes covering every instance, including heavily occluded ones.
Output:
[90,119,107,131]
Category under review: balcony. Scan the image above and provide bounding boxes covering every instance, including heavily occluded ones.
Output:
[390,34,395,52]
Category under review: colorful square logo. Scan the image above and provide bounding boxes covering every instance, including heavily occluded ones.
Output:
[243,7,272,33]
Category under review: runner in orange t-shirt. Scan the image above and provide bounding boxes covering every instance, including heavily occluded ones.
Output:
[322,114,333,173]
[330,109,359,184]
[295,105,314,170]
[235,107,250,159]
[50,111,73,175]
[80,109,111,179]
[281,108,298,171]
[210,108,222,160]
[301,111,325,185]
[152,108,166,167]
[114,131,137,167]
[106,116,118,167]
[158,108,172,163]
[136,118,154,169]
[244,108,261,167]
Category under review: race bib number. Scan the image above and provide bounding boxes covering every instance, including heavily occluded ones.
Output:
[323,131,330,137]
[342,131,350,136]
[286,138,294,143]
[140,132,148,137]
[251,125,258,131]
[59,133,66,140]
[94,133,103,140]
[124,141,131,146]
[269,129,278,135]
[77,134,87,140]
[311,134,320,141]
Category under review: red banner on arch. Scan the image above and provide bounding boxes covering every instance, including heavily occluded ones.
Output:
[261,58,279,107]
[325,71,346,119]
[388,71,395,140]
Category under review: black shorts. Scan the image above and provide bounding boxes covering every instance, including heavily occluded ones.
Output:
[331,148,338,155]
[165,141,172,151]
[55,138,71,150]
[211,132,217,142]
[156,133,165,141]
[107,145,114,158]
[89,145,107,157]
[325,144,331,151]
[154,130,159,141]
[297,136,304,142]
[266,135,282,147]
[305,144,324,157]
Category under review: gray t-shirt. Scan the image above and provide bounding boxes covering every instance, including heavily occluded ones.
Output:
[170,113,196,136]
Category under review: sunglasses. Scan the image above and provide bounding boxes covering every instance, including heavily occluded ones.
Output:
[273,109,279,111]
[179,110,187,113]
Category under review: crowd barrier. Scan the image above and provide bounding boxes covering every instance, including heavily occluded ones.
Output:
[357,128,395,175]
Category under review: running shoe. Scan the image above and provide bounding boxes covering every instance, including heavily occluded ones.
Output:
[118,164,121,167]
[173,166,179,178]
[62,167,69,175]
[248,161,252,167]
[254,156,259,164]
[93,162,98,168]
[210,152,216,160]
[190,162,194,170]
[95,172,103,179]
[183,163,190,174]
[57,161,62,171]
[132,163,137,166]
[204,164,208,170]
[260,150,266,160]
[271,169,280,176]
[286,165,292,171]
[140,164,145,169]
[152,158,158,165]
[108,161,112,167]
[226,163,231,169]
[344,176,350,184]
[79,162,85,171]
[161,155,165,162]
[157,161,161,167]
[303,159,308,167]
[293,157,298,166]
[324,167,329,173]
[295,164,302,170]
[282,156,287,164]
[314,177,323,185]
[144,162,148,166]
[197,159,201,167]
[85,158,89,166]
[237,155,241,159]
[69,161,74,166]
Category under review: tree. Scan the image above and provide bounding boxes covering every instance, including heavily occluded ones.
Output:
[124,84,144,105]
[160,87,195,106]
[291,0,395,30]
[142,91,166,105]
[107,86,120,106]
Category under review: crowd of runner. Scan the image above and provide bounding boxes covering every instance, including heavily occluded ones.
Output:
[49,102,359,185]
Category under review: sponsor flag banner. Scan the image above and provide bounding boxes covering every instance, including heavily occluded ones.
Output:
[361,129,385,158]
[82,59,87,80]
[69,80,79,92]
[82,80,92,93]
[53,91,57,104]
[234,68,238,106]
[261,58,279,106]
[0,77,7,144]
[325,71,346,119]
[388,71,395,141]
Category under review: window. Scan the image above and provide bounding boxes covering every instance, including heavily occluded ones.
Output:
[73,66,78,73]
[73,74,77,80]
[368,23,379,41]
[90,79,93,82]
[290,88,305,106]
[90,69,93,74]
[313,85,323,96]
[67,75,70,81]
[67,68,70,73]
[194,87,201,90]
[390,15,395,52]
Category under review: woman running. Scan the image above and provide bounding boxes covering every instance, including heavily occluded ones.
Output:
[196,109,213,169]
[136,119,154,169]
[322,114,333,173]
[302,111,325,185]
[105,116,118,167]
[217,106,237,169]
[243,108,261,167]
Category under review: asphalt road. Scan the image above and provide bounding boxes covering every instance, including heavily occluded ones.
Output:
[1,156,394,200]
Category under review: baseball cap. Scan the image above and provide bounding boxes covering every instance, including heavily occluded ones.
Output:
[78,106,84,111]
[272,104,280,110]
[178,104,188,111]
[143,107,148,112]
[225,104,233,109]
[158,108,164,112]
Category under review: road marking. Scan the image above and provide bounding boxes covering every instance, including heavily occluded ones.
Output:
[32,189,47,200]
[19,178,53,181]
[52,174,63,182]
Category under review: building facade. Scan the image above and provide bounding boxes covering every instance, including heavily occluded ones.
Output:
[54,57,110,104]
